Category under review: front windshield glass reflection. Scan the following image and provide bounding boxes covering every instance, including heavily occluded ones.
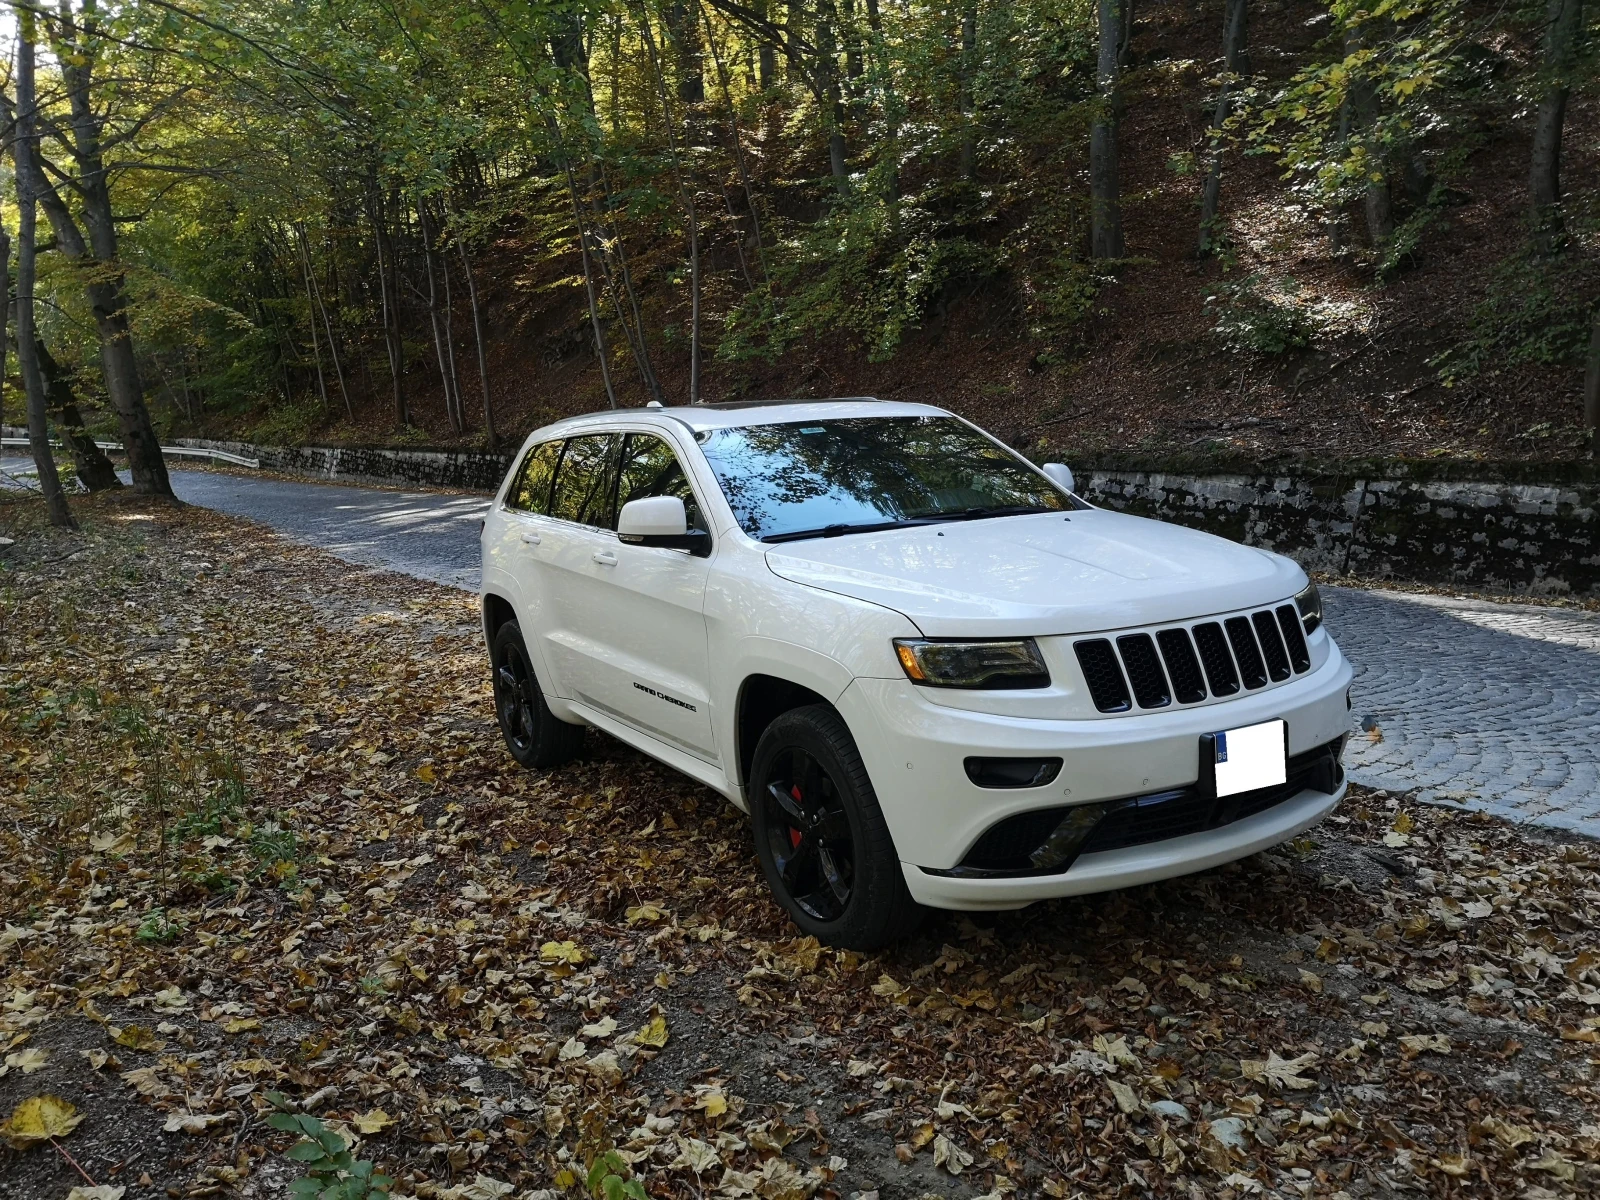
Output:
[697,416,1072,542]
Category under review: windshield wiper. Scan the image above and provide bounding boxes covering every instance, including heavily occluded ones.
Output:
[950,504,1058,520]
[761,518,940,543]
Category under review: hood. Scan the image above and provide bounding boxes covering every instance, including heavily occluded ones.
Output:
[764,508,1303,637]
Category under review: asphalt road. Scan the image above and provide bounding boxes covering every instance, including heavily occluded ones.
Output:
[11,464,1600,838]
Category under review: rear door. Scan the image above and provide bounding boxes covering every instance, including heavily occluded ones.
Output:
[490,438,565,693]
[541,429,718,761]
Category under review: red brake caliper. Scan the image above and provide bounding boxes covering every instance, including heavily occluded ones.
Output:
[788,785,804,848]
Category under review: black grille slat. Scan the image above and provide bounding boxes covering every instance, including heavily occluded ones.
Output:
[1075,640,1132,712]
[1156,628,1207,704]
[1192,622,1240,696]
[1225,616,1269,689]
[1116,634,1171,708]
[1277,604,1311,672]
[1252,610,1293,682]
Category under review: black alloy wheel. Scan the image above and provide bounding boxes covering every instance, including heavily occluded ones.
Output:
[748,704,922,949]
[759,746,856,921]
[490,620,584,769]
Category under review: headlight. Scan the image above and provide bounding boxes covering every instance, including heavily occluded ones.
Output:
[1294,581,1322,633]
[893,638,1050,689]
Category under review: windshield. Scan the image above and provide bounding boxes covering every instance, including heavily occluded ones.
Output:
[696,416,1074,542]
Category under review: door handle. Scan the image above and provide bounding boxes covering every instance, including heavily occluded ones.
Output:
[520,531,541,545]
[592,550,617,566]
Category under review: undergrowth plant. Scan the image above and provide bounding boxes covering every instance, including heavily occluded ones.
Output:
[266,1092,393,1200]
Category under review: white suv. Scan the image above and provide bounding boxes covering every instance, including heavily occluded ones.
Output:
[480,399,1352,948]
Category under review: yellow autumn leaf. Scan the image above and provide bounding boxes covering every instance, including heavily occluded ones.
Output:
[1392,811,1414,834]
[352,1109,393,1134]
[625,902,664,925]
[110,1025,163,1052]
[538,940,584,965]
[635,1014,669,1048]
[415,763,436,783]
[221,1018,261,1034]
[2,1095,84,1148]
[695,1089,728,1118]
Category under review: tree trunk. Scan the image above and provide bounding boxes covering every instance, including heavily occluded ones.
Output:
[1196,0,1249,256]
[958,1,977,179]
[864,0,900,212]
[440,245,465,432]
[665,0,706,104]
[43,1,171,498]
[371,186,409,426]
[818,0,849,190]
[701,0,777,300]
[302,227,353,420]
[419,209,463,432]
[641,12,703,403]
[754,0,777,88]
[1585,306,1600,458]
[1530,0,1583,247]
[1089,0,1125,259]
[37,339,120,491]
[11,22,74,528]
[294,227,332,413]
[599,167,666,403]
[549,123,618,409]
[1345,28,1392,250]
[455,234,496,448]
[1117,0,1136,66]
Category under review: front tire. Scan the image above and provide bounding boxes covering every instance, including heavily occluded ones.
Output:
[749,705,922,950]
[491,621,584,769]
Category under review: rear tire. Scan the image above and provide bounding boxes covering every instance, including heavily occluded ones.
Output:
[491,620,584,769]
[749,704,923,950]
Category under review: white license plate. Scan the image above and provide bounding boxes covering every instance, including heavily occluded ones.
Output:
[1211,719,1287,797]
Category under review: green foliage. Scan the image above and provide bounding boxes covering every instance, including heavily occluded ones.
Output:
[266,1093,393,1200]
[136,907,183,944]
[587,1149,648,1200]
[1251,0,1489,250]
[1433,252,1599,384]
[722,197,1003,364]
[1204,275,1315,356]
[247,399,327,448]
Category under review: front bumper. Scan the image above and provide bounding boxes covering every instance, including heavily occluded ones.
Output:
[835,640,1353,908]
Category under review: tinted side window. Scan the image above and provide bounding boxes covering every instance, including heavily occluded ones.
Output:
[505,440,562,513]
[617,434,704,532]
[548,434,619,529]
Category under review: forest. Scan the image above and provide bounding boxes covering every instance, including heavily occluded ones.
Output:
[0,0,1596,517]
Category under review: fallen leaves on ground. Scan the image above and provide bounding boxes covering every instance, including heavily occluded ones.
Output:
[0,497,1597,1197]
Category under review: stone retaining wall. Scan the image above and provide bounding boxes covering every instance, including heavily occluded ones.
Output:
[141,436,1600,597]
[1081,468,1598,596]
[170,437,515,492]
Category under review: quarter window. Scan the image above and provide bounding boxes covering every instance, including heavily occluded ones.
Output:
[505,439,562,513]
[548,434,620,529]
[616,433,705,532]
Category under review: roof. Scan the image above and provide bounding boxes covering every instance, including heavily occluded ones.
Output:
[640,398,952,431]
[523,397,955,447]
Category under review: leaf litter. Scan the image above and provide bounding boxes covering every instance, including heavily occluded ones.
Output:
[0,498,1596,1197]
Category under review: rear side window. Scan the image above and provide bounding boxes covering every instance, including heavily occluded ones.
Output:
[505,440,562,513]
[548,434,619,529]
[616,433,705,532]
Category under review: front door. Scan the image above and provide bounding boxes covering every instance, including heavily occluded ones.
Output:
[540,431,717,761]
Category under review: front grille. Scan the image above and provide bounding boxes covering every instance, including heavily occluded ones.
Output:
[941,737,1347,876]
[1192,623,1240,696]
[1076,639,1132,713]
[1075,601,1316,711]
[1116,634,1171,709]
[1276,605,1311,672]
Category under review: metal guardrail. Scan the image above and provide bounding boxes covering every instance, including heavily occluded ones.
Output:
[0,437,259,469]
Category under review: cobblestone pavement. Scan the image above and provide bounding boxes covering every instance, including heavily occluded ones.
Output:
[1326,587,1600,838]
[15,468,1593,839]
